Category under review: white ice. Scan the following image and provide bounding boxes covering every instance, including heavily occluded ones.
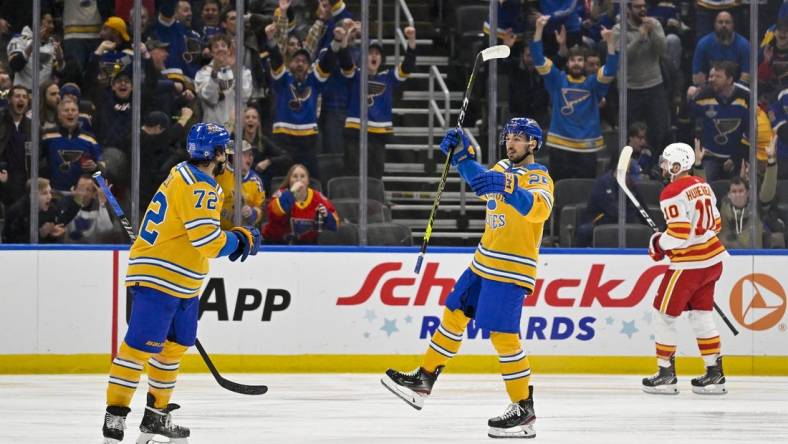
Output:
[1,374,786,443]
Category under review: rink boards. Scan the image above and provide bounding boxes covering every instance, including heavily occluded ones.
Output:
[0,246,786,375]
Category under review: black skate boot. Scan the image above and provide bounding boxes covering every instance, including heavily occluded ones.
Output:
[137,394,190,443]
[642,357,679,395]
[691,356,727,395]
[102,406,130,443]
[488,386,536,439]
[381,366,443,410]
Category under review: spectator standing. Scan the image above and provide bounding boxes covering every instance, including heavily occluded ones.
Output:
[538,0,584,57]
[691,11,750,87]
[61,0,110,73]
[216,140,265,229]
[139,109,193,209]
[483,0,527,41]
[500,32,550,129]
[758,18,788,93]
[86,16,134,98]
[199,0,224,53]
[344,26,416,179]
[93,66,133,157]
[647,0,687,72]
[694,1,744,40]
[194,34,252,132]
[262,163,338,244]
[2,178,64,243]
[7,13,63,91]
[0,85,31,206]
[315,0,352,52]
[148,0,201,81]
[40,98,102,192]
[531,14,618,181]
[690,61,750,182]
[140,38,193,118]
[767,87,788,178]
[613,0,670,156]
[243,106,292,195]
[264,23,351,180]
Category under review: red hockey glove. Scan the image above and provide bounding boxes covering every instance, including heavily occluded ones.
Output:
[648,232,665,262]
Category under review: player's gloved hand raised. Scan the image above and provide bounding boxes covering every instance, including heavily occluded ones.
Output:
[470,171,518,197]
[648,232,665,261]
[439,128,476,166]
[229,226,261,262]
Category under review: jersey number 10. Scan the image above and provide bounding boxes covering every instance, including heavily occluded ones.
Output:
[663,198,715,236]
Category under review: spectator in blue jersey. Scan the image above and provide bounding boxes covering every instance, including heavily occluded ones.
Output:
[316,14,355,156]
[59,83,94,133]
[695,0,744,40]
[0,85,31,206]
[40,98,102,192]
[768,87,788,179]
[538,0,584,58]
[532,14,618,182]
[647,0,688,72]
[316,0,352,53]
[194,33,252,132]
[612,0,670,158]
[500,31,550,129]
[147,0,200,82]
[342,26,416,179]
[140,38,195,120]
[93,65,133,159]
[199,0,224,57]
[264,21,353,181]
[174,0,204,69]
[86,17,133,100]
[691,11,750,88]
[690,61,750,183]
[483,0,527,41]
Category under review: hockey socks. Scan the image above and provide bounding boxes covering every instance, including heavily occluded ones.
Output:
[147,341,188,408]
[421,308,470,373]
[107,342,151,407]
[491,332,531,403]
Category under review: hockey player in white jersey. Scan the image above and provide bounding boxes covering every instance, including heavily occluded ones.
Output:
[643,142,729,395]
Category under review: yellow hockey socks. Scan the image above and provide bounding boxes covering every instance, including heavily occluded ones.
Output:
[491,332,531,402]
[107,341,151,407]
[421,308,470,373]
[147,341,188,408]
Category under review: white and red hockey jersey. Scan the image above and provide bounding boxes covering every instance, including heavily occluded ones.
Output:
[657,175,728,269]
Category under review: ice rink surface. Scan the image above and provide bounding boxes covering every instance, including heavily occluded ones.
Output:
[1,373,786,443]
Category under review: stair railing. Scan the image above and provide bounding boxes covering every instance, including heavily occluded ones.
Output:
[393,0,415,65]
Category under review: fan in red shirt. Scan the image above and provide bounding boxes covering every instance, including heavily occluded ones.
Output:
[262,164,339,244]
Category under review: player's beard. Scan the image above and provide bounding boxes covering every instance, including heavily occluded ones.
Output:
[213,159,226,176]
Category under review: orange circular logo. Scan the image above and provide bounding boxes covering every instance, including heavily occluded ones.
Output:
[730,274,787,331]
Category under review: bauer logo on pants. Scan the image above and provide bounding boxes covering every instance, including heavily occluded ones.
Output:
[730,274,786,331]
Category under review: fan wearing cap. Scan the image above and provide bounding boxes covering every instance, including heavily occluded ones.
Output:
[87,16,133,94]
[93,64,134,157]
[343,25,417,179]
[263,20,354,180]
[216,139,265,229]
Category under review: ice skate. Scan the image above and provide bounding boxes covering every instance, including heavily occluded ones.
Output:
[381,366,442,410]
[102,406,130,443]
[692,356,727,395]
[642,357,679,395]
[136,394,190,443]
[488,386,535,439]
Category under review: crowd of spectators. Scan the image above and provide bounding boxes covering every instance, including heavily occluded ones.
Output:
[0,0,787,249]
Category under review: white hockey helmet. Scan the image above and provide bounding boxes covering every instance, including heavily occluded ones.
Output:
[659,142,695,178]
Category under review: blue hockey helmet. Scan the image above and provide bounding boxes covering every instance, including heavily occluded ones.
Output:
[186,123,231,161]
[500,117,543,152]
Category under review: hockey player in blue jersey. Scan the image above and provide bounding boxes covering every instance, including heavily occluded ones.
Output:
[531,13,618,182]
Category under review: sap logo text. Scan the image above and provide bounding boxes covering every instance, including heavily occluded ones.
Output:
[199,278,291,321]
[338,262,668,308]
[420,316,595,341]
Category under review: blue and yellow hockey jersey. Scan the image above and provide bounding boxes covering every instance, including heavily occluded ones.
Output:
[469,160,554,292]
[345,48,415,134]
[531,40,618,153]
[126,162,238,299]
[690,83,750,159]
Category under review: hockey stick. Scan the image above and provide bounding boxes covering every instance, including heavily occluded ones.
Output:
[414,44,511,273]
[93,172,269,394]
[615,147,739,336]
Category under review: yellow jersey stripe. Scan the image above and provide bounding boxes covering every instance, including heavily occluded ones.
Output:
[471,258,536,287]
[125,275,201,295]
[128,257,206,280]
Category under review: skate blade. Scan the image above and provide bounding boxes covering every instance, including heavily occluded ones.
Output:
[692,384,727,395]
[488,424,536,439]
[103,439,121,444]
[642,384,679,395]
[380,375,426,410]
[136,433,189,444]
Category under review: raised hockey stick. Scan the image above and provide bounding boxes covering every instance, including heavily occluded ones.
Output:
[93,171,269,394]
[615,147,739,336]
[414,44,511,273]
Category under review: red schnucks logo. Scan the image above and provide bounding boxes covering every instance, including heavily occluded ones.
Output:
[730,274,787,331]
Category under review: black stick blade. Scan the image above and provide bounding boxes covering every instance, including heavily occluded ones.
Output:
[194,339,268,395]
